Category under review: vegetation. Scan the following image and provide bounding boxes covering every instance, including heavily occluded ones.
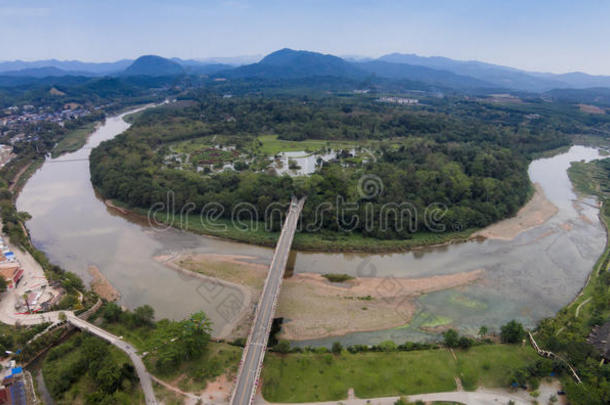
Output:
[92,303,239,391]
[322,273,354,282]
[42,333,144,404]
[528,157,610,404]
[51,119,99,157]
[261,344,537,402]
[88,91,584,250]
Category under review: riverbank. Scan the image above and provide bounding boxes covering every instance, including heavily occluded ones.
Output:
[88,265,120,302]
[472,183,558,241]
[108,200,479,253]
[105,181,558,252]
[158,253,485,340]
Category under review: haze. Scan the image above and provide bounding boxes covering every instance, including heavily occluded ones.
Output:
[2,0,610,75]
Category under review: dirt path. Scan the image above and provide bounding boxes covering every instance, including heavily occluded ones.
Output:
[472,183,558,241]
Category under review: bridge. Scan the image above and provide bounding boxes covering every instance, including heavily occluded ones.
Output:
[231,197,305,405]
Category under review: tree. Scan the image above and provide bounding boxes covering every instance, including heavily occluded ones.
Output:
[331,341,343,355]
[501,320,525,344]
[133,305,154,326]
[443,329,460,348]
[458,336,473,349]
[479,325,488,338]
[394,397,408,405]
[95,359,122,394]
[102,302,122,323]
[274,340,291,354]
[22,293,31,313]
[377,340,397,352]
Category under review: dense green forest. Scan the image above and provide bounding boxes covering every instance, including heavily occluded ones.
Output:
[90,91,605,243]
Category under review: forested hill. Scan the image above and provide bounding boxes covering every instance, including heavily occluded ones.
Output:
[87,91,598,246]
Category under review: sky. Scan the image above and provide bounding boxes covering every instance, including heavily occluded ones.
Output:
[2,0,610,74]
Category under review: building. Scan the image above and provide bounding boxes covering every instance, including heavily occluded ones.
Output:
[0,368,27,405]
[0,264,23,289]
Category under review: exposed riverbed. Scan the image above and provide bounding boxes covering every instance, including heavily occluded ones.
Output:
[17,110,607,344]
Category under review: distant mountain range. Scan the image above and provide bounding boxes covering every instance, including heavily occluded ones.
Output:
[2,49,610,93]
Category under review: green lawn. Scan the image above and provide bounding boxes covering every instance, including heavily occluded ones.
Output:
[456,345,538,390]
[262,344,537,402]
[256,134,357,155]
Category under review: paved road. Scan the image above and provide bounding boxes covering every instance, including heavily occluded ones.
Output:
[231,198,305,405]
[67,314,158,405]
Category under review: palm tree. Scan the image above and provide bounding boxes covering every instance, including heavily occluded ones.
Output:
[22,293,30,313]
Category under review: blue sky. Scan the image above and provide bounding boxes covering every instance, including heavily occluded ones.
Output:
[2,0,610,74]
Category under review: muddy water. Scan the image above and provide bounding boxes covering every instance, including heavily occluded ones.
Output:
[17,109,607,343]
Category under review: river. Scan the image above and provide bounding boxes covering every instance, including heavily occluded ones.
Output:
[17,110,607,344]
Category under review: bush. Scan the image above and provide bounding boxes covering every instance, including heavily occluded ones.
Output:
[443,329,460,348]
[331,341,343,355]
[500,320,525,344]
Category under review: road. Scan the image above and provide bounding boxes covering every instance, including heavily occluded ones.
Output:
[231,197,305,405]
[67,314,158,405]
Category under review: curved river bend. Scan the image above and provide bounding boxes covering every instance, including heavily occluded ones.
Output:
[17,111,607,344]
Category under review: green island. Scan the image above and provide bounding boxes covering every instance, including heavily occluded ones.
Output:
[88,92,593,252]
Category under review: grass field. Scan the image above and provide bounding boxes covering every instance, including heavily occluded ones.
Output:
[261,344,537,402]
[256,135,358,155]
[52,121,99,157]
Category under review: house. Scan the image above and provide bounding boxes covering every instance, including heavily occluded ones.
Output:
[0,264,23,289]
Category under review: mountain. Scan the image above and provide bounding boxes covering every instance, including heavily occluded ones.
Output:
[0,66,94,78]
[378,53,568,91]
[377,53,610,91]
[220,48,366,79]
[357,60,495,90]
[122,55,185,77]
[0,59,132,75]
[170,58,235,75]
[538,72,610,89]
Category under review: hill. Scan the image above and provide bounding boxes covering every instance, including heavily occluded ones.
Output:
[122,55,185,77]
[357,60,495,90]
[220,48,366,79]
[0,59,132,75]
[0,66,93,78]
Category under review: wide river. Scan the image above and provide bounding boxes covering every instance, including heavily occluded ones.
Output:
[17,111,607,345]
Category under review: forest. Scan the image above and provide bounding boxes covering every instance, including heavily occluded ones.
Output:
[90,90,598,242]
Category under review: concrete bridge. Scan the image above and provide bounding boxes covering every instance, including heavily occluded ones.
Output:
[231,197,305,405]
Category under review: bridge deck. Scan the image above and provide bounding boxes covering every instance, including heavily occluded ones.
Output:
[231,197,305,405]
